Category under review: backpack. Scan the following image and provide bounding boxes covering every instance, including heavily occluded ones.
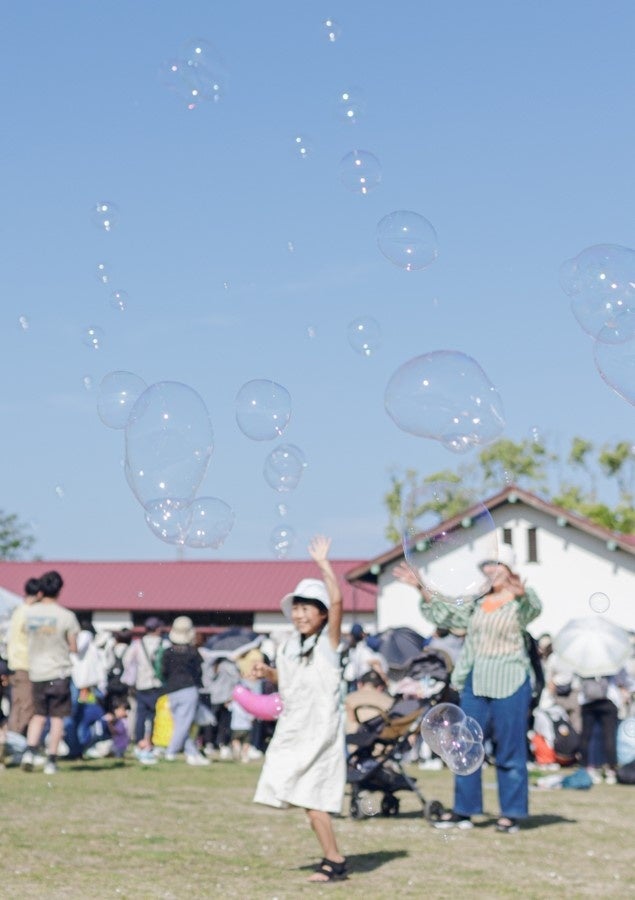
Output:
[581,676,609,703]
[106,649,128,696]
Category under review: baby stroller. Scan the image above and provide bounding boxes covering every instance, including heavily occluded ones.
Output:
[346,646,453,820]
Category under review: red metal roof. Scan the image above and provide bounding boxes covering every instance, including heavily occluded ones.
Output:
[0,560,376,615]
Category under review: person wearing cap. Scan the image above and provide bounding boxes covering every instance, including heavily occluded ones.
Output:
[122,616,167,750]
[394,543,541,835]
[253,535,347,884]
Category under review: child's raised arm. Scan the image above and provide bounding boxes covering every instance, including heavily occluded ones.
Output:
[308,535,342,650]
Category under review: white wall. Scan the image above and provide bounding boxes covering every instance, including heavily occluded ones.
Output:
[376,501,635,639]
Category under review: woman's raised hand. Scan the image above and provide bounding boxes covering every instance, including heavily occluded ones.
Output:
[392,561,420,588]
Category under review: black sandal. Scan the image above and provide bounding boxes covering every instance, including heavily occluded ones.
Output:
[495,817,519,834]
[309,858,348,882]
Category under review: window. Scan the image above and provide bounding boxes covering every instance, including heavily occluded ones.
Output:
[503,528,513,547]
[527,527,538,563]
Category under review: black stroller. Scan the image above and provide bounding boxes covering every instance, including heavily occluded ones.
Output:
[346,645,453,820]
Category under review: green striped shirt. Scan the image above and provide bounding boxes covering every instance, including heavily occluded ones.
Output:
[420,588,542,699]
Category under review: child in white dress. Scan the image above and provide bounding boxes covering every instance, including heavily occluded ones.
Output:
[253,535,347,883]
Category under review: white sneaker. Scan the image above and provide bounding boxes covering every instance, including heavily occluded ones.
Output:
[21,750,46,772]
[164,752,177,762]
[186,753,211,766]
[604,770,617,785]
[203,743,216,759]
[43,761,58,776]
[246,746,263,761]
[586,767,603,785]
[219,745,232,760]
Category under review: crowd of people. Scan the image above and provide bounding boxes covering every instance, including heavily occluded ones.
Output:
[1,546,634,884]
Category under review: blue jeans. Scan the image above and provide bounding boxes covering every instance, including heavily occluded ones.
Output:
[134,688,162,743]
[454,673,531,819]
[166,686,199,755]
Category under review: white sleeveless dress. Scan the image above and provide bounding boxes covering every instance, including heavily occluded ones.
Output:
[254,629,345,814]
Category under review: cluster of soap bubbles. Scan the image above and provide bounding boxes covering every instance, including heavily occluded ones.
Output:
[561,244,635,405]
[420,703,485,775]
[86,201,131,359]
[385,350,505,452]
[159,38,227,110]
[96,374,234,550]
[401,482,499,603]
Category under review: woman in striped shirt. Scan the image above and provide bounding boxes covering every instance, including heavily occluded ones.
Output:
[394,544,542,834]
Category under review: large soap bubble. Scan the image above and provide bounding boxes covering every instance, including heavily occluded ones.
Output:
[263,444,305,493]
[97,371,147,430]
[594,333,635,405]
[377,211,438,271]
[235,379,291,441]
[385,351,505,450]
[125,381,214,507]
[420,702,465,754]
[184,497,235,549]
[401,481,498,602]
[561,244,635,344]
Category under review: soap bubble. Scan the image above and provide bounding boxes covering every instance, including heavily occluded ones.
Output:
[97,371,147,430]
[270,524,295,558]
[96,262,110,285]
[91,201,118,232]
[235,379,291,441]
[160,40,227,109]
[594,333,635,405]
[322,18,341,42]
[385,350,505,448]
[562,244,635,343]
[377,210,438,271]
[420,703,465,754]
[144,498,192,545]
[263,444,305,493]
[18,315,29,330]
[82,326,105,351]
[337,87,365,123]
[184,497,235,549]
[293,134,313,160]
[347,316,381,356]
[623,718,635,738]
[401,481,498,602]
[109,289,128,312]
[359,792,380,816]
[339,150,381,195]
[125,381,214,507]
[443,739,485,776]
[589,591,610,614]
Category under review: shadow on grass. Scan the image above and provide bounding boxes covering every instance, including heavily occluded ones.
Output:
[299,850,409,876]
[520,813,578,829]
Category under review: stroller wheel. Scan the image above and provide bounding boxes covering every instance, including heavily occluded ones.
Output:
[425,799,445,821]
[350,797,365,820]
[380,794,400,817]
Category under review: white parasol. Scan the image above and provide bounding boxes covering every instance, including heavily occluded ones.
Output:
[553,615,632,678]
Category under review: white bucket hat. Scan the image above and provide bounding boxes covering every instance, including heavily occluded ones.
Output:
[479,544,516,571]
[280,578,330,620]
[168,615,196,645]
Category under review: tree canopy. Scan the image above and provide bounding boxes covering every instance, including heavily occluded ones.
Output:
[384,437,635,545]
[0,510,36,560]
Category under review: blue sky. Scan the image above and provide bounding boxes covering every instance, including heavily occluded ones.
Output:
[1,1,634,563]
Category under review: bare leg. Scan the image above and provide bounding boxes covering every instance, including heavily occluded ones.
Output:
[26,714,46,749]
[46,717,64,756]
[306,809,345,882]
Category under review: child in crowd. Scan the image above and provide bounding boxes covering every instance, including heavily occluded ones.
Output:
[253,536,347,884]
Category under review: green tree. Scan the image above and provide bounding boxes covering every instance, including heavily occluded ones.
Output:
[0,510,36,560]
[384,436,635,543]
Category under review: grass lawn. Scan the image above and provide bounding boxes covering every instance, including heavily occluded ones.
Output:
[0,755,632,899]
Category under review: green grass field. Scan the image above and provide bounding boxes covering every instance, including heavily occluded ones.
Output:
[0,756,632,899]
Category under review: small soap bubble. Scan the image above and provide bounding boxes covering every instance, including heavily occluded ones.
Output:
[184,497,235,549]
[359,792,380,816]
[276,503,288,517]
[222,281,230,291]
[339,150,381,195]
[82,376,93,391]
[293,134,313,160]
[322,18,341,42]
[347,316,381,356]
[91,201,119,232]
[82,326,105,351]
[54,484,65,499]
[18,315,29,330]
[377,210,438,271]
[337,87,365,123]
[96,261,110,285]
[235,379,292,441]
[110,289,128,312]
[270,524,295,558]
[263,445,305,493]
[589,591,610,613]
[307,325,317,339]
[287,241,295,253]
[623,717,635,738]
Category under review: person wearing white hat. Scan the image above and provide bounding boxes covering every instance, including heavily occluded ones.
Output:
[253,535,347,884]
[394,543,542,835]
